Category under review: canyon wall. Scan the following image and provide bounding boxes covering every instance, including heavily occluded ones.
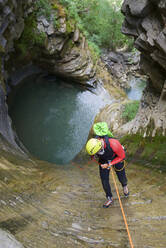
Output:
[121,0,166,136]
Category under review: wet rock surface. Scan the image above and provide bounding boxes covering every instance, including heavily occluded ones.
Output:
[120,81,166,136]
[0,2,165,247]
[0,151,166,248]
[94,100,130,133]
[35,12,96,82]
[101,50,142,90]
[121,0,166,136]
[0,229,24,248]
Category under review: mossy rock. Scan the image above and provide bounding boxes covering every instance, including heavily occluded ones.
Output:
[14,14,47,60]
[66,20,75,34]
[0,45,5,53]
[120,134,166,172]
[51,1,66,17]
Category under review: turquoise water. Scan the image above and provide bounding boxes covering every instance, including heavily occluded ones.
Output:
[126,76,146,100]
[9,75,111,164]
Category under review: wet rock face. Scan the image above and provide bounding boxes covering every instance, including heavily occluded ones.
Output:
[121,0,166,136]
[0,229,24,248]
[39,17,96,82]
[0,152,166,248]
[0,0,33,55]
[101,50,141,90]
[0,0,31,152]
[121,0,166,91]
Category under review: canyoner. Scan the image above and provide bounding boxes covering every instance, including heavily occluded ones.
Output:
[86,122,134,247]
[86,122,129,208]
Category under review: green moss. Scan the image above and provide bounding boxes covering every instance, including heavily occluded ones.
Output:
[35,0,52,20]
[122,100,140,122]
[53,14,61,29]
[87,41,100,64]
[60,39,74,57]
[52,2,66,17]
[66,39,74,50]
[15,14,47,58]
[52,3,59,9]
[66,20,74,34]
[120,134,166,172]
[0,44,5,53]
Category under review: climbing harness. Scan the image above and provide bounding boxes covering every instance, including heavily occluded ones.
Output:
[113,160,126,172]
[111,166,134,248]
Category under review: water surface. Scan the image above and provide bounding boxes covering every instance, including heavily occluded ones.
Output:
[9,75,112,164]
[126,76,146,100]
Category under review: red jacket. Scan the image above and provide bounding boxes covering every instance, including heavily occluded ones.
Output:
[104,138,125,165]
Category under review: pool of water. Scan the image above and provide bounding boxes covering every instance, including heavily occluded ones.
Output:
[126,76,146,100]
[8,75,112,164]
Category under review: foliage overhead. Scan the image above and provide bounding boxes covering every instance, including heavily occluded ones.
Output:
[22,0,133,57]
[59,0,133,50]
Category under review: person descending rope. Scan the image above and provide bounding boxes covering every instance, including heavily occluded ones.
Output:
[86,122,129,208]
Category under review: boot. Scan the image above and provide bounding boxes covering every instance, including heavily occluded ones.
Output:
[103,196,113,208]
[123,185,129,197]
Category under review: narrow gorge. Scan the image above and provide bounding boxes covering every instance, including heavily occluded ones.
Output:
[0,0,166,247]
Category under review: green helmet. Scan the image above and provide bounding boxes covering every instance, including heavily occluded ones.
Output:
[93,122,113,137]
[93,122,109,136]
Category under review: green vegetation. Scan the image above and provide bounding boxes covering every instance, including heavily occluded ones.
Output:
[59,0,133,50]
[15,0,133,61]
[0,44,5,53]
[35,0,59,28]
[120,134,166,172]
[122,101,139,122]
[88,41,101,63]
[16,0,133,60]
[15,14,46,57]
[35,0,52,19]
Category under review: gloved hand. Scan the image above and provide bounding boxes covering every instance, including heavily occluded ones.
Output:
[101,163,109,169]
[107,162,112,169]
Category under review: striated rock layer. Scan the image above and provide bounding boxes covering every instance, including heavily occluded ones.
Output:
[121,0,166,136]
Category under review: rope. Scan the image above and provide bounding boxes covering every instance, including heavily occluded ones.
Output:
[111,166,134,248]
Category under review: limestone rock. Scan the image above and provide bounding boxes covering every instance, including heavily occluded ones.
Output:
[156,27,166,54]
[94,101,130,133]
[101,50,141,90]
[73,28,80,42]
[0,229,24,248]
[121,0,166,136]
[122,0,166,91]
[42,18,49,27]
[58,17,66,33]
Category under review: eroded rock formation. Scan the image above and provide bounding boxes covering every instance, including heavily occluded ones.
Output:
[0,0,32,153]
[121,0,166,136]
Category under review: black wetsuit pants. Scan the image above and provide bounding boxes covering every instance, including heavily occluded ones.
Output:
[99,162,127,198]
